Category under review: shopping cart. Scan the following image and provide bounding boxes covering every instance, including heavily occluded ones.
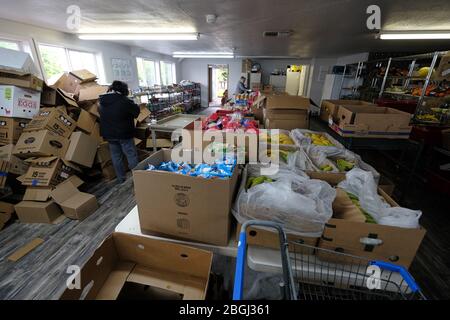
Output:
[233,220,426,300]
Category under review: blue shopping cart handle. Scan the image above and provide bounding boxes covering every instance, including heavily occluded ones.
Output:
[370,261,420,293]
[233,231,247,300]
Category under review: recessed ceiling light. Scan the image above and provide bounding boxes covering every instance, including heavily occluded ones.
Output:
[78,33,199,40]
[380,31,450,40]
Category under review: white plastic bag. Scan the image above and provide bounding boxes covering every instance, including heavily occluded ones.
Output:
[337,168,421,228]
[233,165,336,237]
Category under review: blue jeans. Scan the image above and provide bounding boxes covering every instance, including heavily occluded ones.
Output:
[108,138,139,182]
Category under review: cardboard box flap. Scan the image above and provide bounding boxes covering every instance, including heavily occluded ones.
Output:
[69,70,97,83]
[50,181,80,205]
[78,85,108,102]
[23,187,53,202]
[56,88,79,107]
[252,95,266,108]
[136,107,151,123]
[61,159,82,172]
[95,261,135,300]
[63,175,84,188]
[26,156,59,166]
[266,95,310,110]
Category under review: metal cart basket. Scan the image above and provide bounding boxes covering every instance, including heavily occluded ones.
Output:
[233,220,426,300]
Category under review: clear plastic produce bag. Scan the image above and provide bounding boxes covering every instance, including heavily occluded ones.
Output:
[233,165,336,237]
[337,168,421,228]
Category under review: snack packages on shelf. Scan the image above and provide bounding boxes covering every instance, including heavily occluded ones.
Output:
[337,168,422,228]
[233,164,336,237]
[147,157,236,179]
[202,112,259,133]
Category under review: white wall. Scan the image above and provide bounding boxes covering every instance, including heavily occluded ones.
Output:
[251,59,311,85]
[180,58,242,107]
[308,57,338,107]
[336,52,369,65]
[0,18,176,91]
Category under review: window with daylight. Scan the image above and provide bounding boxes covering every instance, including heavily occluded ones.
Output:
[0,39,20,51]
[136,57,160,87]
[160,61,176,85]
[38,44,99,83]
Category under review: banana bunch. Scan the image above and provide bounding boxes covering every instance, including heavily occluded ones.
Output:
[416,114,439,122]
[246,176,274,189]
[260,133,295,145]
[320,164,334,172]
[266,149,290,163]
[336,159,355,172]
[305,133,334,146]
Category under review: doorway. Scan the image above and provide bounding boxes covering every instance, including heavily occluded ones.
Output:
[208,64,228,107]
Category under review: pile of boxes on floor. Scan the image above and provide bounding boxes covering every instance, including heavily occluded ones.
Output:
[0,48,146,227]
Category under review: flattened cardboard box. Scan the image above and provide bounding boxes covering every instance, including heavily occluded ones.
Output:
[0,117,30,145]
[21,156,77,187]
[320,100,375,123]
[50,178,98,220]
[65,131,99,167]
[60,232,212,300]
[331,105,412,139]
[311,172,426,268]
[0,144,29,175]
[24,107,76,139]
[13,130,69,158]
[133,149,238,246]
[77,85,108,103]
[0,85,41,119]
[15,199,63,224]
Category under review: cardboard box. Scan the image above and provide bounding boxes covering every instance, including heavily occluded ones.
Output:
[23,187,53,202]
[0,144,29,175]
[76,109,97,134]
[85,101,100,118]
[13,130,69,158]
[65,131,99,167]
[24,108,76,138]
[134,106,151,126]
[90,122,103,143]
[15,199,63,224]
[60,232,213,300]
[77,84,108,103]
[265,117,309,130]
[52,73,81,94]
[0,72,43,92]
[313,172,426,268]
[50,178,98,220]
[41,86,78,107]
[101,161,116,180]
[0,160,10,188]
[133,149,239,246]
[0,47,40,77]
[320,100,375,123]
[0,201,14,226]
[21,156,77,187]
[265,95,310,110]
[0,117,30,145]
[146,138,173,149]
[69,70,97,84]
[96,142,112,164]
[0,85,41,119]
[330,105,412,139]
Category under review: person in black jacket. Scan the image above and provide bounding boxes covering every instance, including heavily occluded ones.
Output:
[99,81,140,183]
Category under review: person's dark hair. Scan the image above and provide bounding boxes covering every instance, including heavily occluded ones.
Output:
[240,76,246,81]
[109,80,129,96]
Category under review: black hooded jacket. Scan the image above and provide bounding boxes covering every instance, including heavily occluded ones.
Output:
[99,92,140,140]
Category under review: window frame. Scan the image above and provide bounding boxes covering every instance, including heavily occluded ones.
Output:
[159,60,176,86]
[37,42,101,83]
[136,57,161,87]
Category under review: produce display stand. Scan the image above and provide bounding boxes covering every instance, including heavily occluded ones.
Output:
[148,114,200,152]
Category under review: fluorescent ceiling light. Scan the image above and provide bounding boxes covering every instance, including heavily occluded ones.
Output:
[173,53,234,58]
[173,51,233,55]
[78,33,199,40]
[380,31,450,40]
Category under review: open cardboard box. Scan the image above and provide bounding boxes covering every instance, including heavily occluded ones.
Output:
[133,149,239,246]
[0,144,29,175]
[320,100,375,123]
[330,105,412,139]
[60,232,213,300]
[15,199,63,224]
[50,176,98,220]
[263,95,310,130]
[20,156,78,187]
[13,130,69,159]
[24,107,77,139]
[0,117,30,145]
[309,171,426,268]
